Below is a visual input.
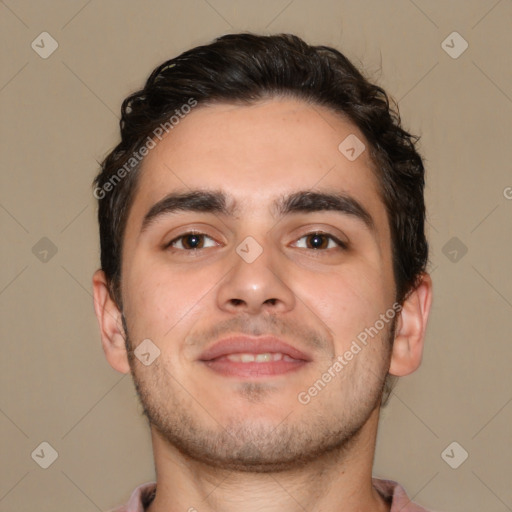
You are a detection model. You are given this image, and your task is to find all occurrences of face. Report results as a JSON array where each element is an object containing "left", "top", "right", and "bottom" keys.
[{"left": 118, "top": 97, "right": 398, "bottom": 471}]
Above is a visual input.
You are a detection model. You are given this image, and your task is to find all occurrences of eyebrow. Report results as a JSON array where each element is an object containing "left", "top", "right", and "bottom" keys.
[{"left": 139, "top": 189, "right": 375, "bottom": 235}]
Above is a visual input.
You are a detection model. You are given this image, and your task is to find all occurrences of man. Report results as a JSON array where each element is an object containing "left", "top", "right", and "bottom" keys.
[{"left": 92, "top": 33, "right": 435, "bottom": 512}]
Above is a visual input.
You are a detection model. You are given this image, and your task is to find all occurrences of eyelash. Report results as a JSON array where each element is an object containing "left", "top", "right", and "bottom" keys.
[{"left": 165, "top": 231, "right": 348, "bottom": 252}]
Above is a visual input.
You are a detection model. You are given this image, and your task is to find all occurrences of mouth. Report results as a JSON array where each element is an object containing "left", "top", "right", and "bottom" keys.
[{"left": 198, "top": 335, "right": 311, "bottom": 378}]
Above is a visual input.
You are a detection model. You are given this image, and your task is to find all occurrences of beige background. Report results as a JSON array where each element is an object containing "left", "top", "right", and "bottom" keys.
[{"left": 1, "top": 1, "right": 511, "bottom": 510}]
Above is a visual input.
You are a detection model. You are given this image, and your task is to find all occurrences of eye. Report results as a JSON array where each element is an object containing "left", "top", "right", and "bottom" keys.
[
  {"left": 292, "top": 232, "right": 347, "bottom": 250},
  {"left": 166, "top": 232, "right": 218, "bottom": 251}
]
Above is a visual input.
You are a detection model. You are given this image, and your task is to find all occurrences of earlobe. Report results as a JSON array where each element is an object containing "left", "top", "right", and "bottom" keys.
[
  {"left": 388, "top": 272, "right": 433, "bottom": 377},
  {"left": 92, "top": 269, "right": 131, "bottom": 374}
]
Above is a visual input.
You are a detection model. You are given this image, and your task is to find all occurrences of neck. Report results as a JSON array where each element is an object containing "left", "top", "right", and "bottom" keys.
[{"left": 146, "top": 407, "right": 389, "bottom": 512}]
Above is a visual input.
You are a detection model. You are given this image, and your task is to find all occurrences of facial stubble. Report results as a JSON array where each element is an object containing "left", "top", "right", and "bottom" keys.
[{"left": 121, "top": 313, "right": 395, "bottom": 473}]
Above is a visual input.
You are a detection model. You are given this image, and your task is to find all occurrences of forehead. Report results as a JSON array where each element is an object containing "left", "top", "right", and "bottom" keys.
[{"left": 125, "top": 98, "right": 387, "bottom": 234}]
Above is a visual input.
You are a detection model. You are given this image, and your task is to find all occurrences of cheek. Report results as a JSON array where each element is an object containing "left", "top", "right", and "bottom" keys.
[
  {"left": 123, "top": 255, "right": 220, "bottom": 339},
  {"left": 290, "top": 257, "right": 390, "bottom": 343}
]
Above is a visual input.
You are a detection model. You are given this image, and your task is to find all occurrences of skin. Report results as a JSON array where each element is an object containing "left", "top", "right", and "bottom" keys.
[{"left": 93, "top": 97, "right": 432, "bottom": 512}]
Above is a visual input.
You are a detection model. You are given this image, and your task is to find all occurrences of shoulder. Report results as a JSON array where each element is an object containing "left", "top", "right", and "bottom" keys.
[
  {"left": 372, "top": 477, "right": 442, "bottom": 512},
  {"left": 107, "top": 481, "right": 157, "bottom": 512}
]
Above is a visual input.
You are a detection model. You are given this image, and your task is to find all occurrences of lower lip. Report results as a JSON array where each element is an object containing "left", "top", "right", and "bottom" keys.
[{"left": 201, "top": 358, "right": 308, "bottom": 377}]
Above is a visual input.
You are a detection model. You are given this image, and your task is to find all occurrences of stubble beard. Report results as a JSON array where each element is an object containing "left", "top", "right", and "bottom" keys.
[{"left": 122, "top": 314, "right": 395, "bottom": 473}]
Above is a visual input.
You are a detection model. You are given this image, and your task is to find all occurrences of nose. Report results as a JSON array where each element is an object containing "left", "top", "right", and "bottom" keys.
[{"left": 216, "top": 240, "right": 296, "bottom": 315}]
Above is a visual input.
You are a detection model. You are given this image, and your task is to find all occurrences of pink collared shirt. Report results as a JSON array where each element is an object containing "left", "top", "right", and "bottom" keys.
[{"left": 109, "top": 477, "right": 438, "bottom": 511}]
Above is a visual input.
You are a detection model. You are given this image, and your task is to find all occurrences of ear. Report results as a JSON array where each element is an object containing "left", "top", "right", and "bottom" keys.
[
  {"left": 92, "top": 269, "right": 131, "bottom": 374},
  {"left": 388, "top": 272, "right": 433, "bottom": 377}
]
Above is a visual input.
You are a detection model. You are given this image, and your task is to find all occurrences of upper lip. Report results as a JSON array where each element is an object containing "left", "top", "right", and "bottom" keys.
[{"left": 198, "top": 335, "right": 312, "bottom": 362}]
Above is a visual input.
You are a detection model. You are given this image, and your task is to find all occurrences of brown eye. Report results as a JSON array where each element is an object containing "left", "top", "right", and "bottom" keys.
[
  {"left": 306, "top": 233, "right": 329, "bottom": 249},
  {"left": 293, "top": 232, "right": 347, "bottom": 250},
  {"left": 166, "top": 233, "right": 217, "bottom": 250}
]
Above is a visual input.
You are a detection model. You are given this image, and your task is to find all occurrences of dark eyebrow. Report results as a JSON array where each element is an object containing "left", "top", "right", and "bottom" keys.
[
  {"left": 140, "top": 190, "right": 235, "bottom": 234},
  {"left": 273, "top": 190, "right": 375, "bottom": 232},
  {"left": 139, "top": 189, "right": 375, "bottom": 235}
]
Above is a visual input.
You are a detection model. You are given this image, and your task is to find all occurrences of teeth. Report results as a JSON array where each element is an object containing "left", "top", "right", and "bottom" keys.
[{"left": 225, "top": 353, "right": 291, "bottom": 363}]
